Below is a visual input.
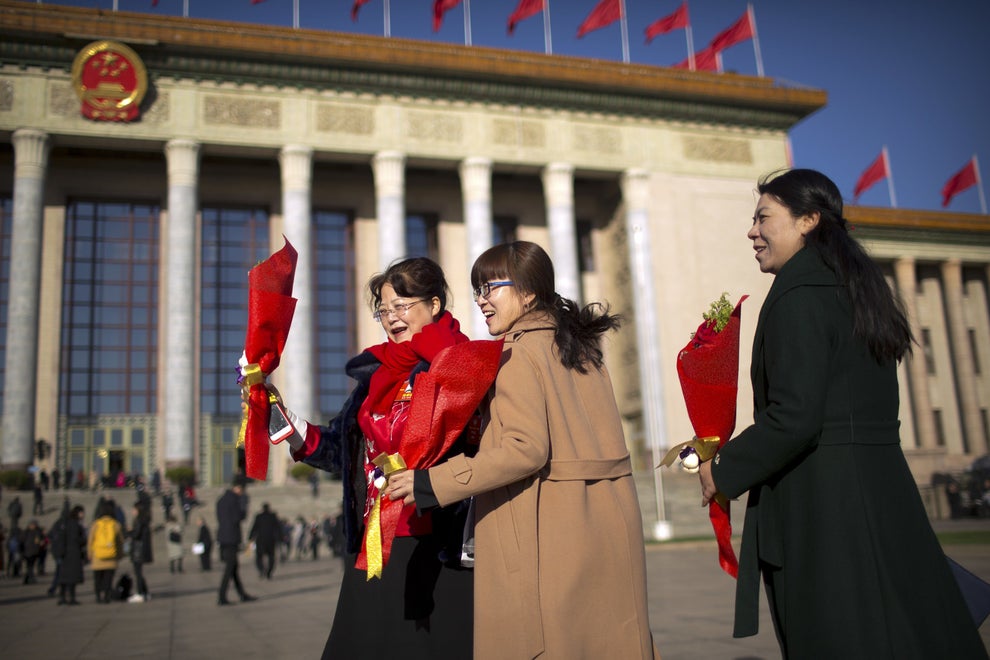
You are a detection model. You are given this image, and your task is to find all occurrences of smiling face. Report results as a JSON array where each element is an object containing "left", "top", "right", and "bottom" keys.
[
  {"left": 747, "top": 193, "right": 819, "bottom": 275},
  {"left": 378, "top": 283, "right": 440, "bottom": 343},
  {"left": 477, "top": 279, "right": 534, "bottom": 336}
]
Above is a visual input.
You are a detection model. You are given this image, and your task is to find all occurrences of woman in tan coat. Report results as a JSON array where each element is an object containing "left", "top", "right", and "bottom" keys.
[{"left": 390, "top": 241, "right": 660, "bottom": 660}]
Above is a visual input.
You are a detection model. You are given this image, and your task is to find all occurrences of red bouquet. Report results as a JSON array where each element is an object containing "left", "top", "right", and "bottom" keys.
[
  {"left": 661, "top": 293, "right": 747, "bottom": 578},
  {"left": 356, "top": 338, "right": 504, "bottom": 579},
  {"left": 237, "top": 239, "right": 298, "bottom": 481}
]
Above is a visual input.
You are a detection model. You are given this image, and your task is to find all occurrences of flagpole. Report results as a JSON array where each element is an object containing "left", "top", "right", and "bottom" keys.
[
  {"left": 464, "top": 0, "right": 472, "bottom": 46},
  {"left": 183, "top": 0, "right": 188, "bottom": 18},
  {"left": 883, "top": 145, "right": 898, "bottom": 208},
  {"left": 748, "top": 3, "right": 764, "bottom": 77},
  {"left": 619, "top": 0, "right": 630, "bottom": 64},
  {"left": 384, "top": 0, "right": 391, "bottom": 37},
  {"left": 293, "top": 0, "right": 299, "bottom": 29},
  {"left": 544, "top": 0, "right": 553, "bottom": 55},
  {"left": 974, "top": 155, "right": 988, "bottom": 215},
  {"left": 685, "top": 9, "right": 695, "bottom": 70}
]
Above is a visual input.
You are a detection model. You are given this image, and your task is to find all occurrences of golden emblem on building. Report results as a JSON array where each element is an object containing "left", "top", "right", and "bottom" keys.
[{"left": 71, "top": 40, "right": 148, "bottom": 121}]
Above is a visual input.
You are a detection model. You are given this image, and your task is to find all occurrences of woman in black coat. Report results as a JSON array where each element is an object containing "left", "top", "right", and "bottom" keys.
[
  {"left": 128, "top": 503, "right": 153, "bottom": 602},
  {"left": 52, "top": 505, "right": 86, "bottom": 605},
  {"left": 699, "top": 169, "right": 987, "bottom": 659}
]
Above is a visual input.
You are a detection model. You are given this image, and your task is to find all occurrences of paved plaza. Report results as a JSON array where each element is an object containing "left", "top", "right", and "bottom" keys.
[{"left": 0, "top": 479, "right": 987, "bottom": 659}]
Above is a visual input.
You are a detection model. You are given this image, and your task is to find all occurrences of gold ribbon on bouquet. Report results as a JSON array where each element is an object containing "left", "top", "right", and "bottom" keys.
[
  {"left": 365, "top": 452, "right": 407, "bottom": 580},
  {"left": 236, "top": 363, "right": 265, "bottom": 448}
]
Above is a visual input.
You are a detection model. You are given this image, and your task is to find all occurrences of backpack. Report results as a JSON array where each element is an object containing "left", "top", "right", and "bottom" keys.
[
  {"left": 92, "top": 517, "right": 118, "bottom": 561},
  {"left": 115, "top": 573, "right": 133, "bottom": 601}
]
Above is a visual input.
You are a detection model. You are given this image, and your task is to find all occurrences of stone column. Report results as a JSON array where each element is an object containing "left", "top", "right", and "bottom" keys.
[
  {"left": 894, "top": 257, "right": 937, "bottom": 449},
  {"left": 940, "top": 259, "right": 982, "bottom": 454},
  {"left": 373, "top": 151, "right": 406, "bottom": 269},
  {"left": 163, "top": 139, "right": 200, "bottom": 469},
  {"left": 279, "top": 145, "right": 316, "bottom": 423},
  {"left": 622, "top": 169, "right": 670, "bottom": 539},
  {"left": 1, "top": 128, "right": 50, "bottom": 469},
  {"left": 460, "top": 157, "right": 493, "bottom": 338},
  {"left": 542, "top": 162, "right": 580, "bottom": 302}
]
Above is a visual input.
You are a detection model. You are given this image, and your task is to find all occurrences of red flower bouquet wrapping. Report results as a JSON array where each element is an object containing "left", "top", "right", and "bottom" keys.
[
  {"left": 238, "top": 239, "right": 298, "bottom": 481},
  {"left": 661, "top": 294, "right": 747, "bottom": 578},
  {"left": 356, "top": 338, "right": 504, "bottom": 579}
]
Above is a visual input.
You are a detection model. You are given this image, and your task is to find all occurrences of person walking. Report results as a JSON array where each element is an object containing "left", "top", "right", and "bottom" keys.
[
  {"left": 166, "top": 515, "right": 184, "bottom": 574},
  {"left": 195, "top": 516, "right": 213, "bottom": 571},
  {"left": 19, "top": 519, "right": 44, "bottom": 584},
  {"left": 127, "top": 502, "right": 153, "bottom": 603},
  {"left": 248, "top": 503, "right": 279, "bottom": 580},
  {"left": 7, "top": 495, "right": 22, "bottom": 531},
  {"left": 698, "top": 169, "right": 988, "bottom": 659},
  {"left": 51, "top": 505, "right": 86, "bottom": 605},
  {"left": 216, "top": 478, "right": 255, "bottom": 605},
  {"left": 88, "top": 499, "right": 123, "bottom": 603}
]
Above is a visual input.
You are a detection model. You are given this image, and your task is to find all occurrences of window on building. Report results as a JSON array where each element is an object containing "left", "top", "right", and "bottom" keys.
[
  {"left": 59, "top": 200, "right": 160, "bottom": 416},
  {"left": 576, "top": 220, "right": 595, "bottom": 273},
  {"left": 200, "top": 207, "right": 271, "bottom": 417},
  {"left": 968, "top": 328, "right": 982, "bottom": 375},
  {"left": 0, "top": 196, "right": 11, "bottom": 416},
  {"left": 933, "top": 409, "right": 945, "bottom": 447},
  {"left": 313, "top": 210, "right": 356, "bottom": 419},
  {"left": 493, "top": 215, "right": 518, "bottom": 245},
  {"left": 405, "top": 213, "right": 439, "bottom": 261},
  {"left": 921, "top": 328, "right": 936, "bottom": 375}
]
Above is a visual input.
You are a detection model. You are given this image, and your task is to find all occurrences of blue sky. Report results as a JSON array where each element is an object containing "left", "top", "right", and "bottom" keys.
[{"left": 45, "top": 0, "right": 990, "bottom": 214}]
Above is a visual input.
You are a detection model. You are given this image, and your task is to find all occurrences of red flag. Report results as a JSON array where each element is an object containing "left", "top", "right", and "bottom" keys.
[
  {"left": 941, "top": 157, "right": 979, "bottom": 208},
  {"left": 577, "top": 0, "right": 622, "bottom": 38},
  {"left": 674, "top": 44, "right": 718, "bottom": 71},
  {"left": 709, "top": 9, "right": 753, "bottom": 53},
  {"left": 645, "top": 2, "right": 688, "bottom": 43},
  {"left": 151, "top": 0, "right": 158, "bottom": 7},
  {"left": 508, "top": 0, "right": 544, "bottom": 35},
  {"left": 433, "top": 0, "right": 462, "bottom": 32},
  {"left": 251, "top": 0, "right": 266, "bottom": 4},
  {"left": 352, "top": 0, "right": 372, "bottom": 21},
  {"left": 853, "top": 150, "right": 889, "bottom": 202}
]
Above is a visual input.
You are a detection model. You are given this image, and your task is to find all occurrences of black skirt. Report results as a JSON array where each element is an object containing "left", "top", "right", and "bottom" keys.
[{"left": 322, "top": 534, "right": 473, "bottom": 660}]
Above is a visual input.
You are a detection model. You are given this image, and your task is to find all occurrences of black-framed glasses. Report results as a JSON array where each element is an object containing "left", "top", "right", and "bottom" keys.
[
  {"left": 473, "top": 280, "right": 514, "bottom": 299},
  {"left": 373, "top": 299, "right": 426, "bottom": 322}
]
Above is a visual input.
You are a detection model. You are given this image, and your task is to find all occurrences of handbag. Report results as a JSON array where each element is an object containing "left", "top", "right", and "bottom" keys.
[{"left": 191, "top": 542, "right": 205, "bottom": 556}]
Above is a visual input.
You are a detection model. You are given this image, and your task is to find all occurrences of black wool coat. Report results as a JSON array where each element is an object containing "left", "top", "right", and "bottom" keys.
[{"left": 712, "top": 246, "right": 987, "bottom": 659}]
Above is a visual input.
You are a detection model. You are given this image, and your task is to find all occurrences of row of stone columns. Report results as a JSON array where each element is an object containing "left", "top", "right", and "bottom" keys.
[{"left": 1, "top": 131, "right": 668, "bottom": 478}]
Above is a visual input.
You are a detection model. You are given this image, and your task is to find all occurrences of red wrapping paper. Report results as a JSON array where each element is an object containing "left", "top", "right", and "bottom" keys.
[
  {"left": 241, "top": 239, "right": 297, "bottom": 481},
  {"left": 355, "top": 338, "right": 504, "bottom": 573},
  {"left": 677, "top": 295, "right": 747, "bottom": 578}
]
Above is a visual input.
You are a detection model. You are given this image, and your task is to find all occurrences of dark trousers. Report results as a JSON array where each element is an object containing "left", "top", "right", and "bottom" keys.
[
  {"left": 132, "top": 560, "right": 148, "bottom": 597},
  {"left": 199, "top": 546, "right": 212, "bottom": 571},
  {"left": 255, "top": 547, "right": 275, "bottom": 579},
  {"left": 23, "top": 556, "right": 38, "bottom": 583},
  {"left": 219, "top": 544, "right": 246, "bottom": 601},
  {"left": 93, "top": 568, "right": 115, "bottom": 602}
]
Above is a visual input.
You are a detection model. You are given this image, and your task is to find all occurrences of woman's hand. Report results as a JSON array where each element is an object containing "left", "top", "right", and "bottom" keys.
[
  {"left": 699, "top": 459, "right": 717, "bottom": 506},
  {"left": 386, "top": 470, "right": 416, "bottom": 506}
]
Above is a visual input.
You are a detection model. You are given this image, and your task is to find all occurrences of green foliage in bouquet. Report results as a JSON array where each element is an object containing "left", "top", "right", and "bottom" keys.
[{"left": 702, "top": 292, "right": 733, "bottom": 333}]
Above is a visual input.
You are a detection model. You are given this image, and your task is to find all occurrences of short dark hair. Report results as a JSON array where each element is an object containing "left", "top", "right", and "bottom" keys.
[{"left": 368, "top": 257, "right": 449, "bottom": 313}]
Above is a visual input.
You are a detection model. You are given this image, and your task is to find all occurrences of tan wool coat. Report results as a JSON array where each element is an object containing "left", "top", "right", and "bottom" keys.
[{"left": 429, "top": 315, "right": 660, "bottom": 660}]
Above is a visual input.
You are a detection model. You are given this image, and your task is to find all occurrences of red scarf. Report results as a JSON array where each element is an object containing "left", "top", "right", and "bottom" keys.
[{"left": 360, "top": 311, "right": 468, "bottom": 419}]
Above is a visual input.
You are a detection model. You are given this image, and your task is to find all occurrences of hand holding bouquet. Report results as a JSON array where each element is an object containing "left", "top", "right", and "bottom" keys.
[
  {"left": 660, "top": 292, "right": 747, "bottom": 578},
  {"left": 236, "top": 239, "right": 298, "bottom": 481}
]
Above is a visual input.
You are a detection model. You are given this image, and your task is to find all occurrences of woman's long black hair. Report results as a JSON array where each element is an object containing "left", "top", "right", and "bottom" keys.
[
  {"left": 758, "top": 168, "right": 913, "bottom": 362},
  {"left": 471, "top": 241, "right": 620, "bottom": 373}
]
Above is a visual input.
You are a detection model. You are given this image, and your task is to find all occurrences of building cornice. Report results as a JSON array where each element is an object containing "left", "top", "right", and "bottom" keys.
[
  {"left": 0, "top": 0, "right": 825, "bottom": 129},
  {"left": 847, "top": 206, "right": 990, "bottom": 247}
]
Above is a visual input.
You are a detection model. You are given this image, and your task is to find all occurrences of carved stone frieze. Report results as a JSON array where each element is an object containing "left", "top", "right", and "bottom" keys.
[
  {"left": 573, "top": 125, "right": 621, "bottom": 154},
  {"left": 682, "top": 135, "right": 753, "bottom": 164},
  {"left": 203, "top": 95, "right": 280, "bottom": 129},
  {"left": 406, "top": 110, "right": 462, "bottom": 143},
  {"left": 492, "top": 117, "right": 545, "bottom": 148},
  {"left": 0, "top": 79, "right": 13, "bottom": 112},
  {"left": 316, "top": 104, "right": 374, "bottom": 135},
  {"left": 48, "top": 82, "right": 77, "bottom": 117}
]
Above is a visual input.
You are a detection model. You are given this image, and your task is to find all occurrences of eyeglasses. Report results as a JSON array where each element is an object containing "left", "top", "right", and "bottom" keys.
[
  {"left": 473, "top": 280, "right": 514, "bottom": 300},
  {"left": 373, "top": 299, "right": 426, "bottom": 322}
]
